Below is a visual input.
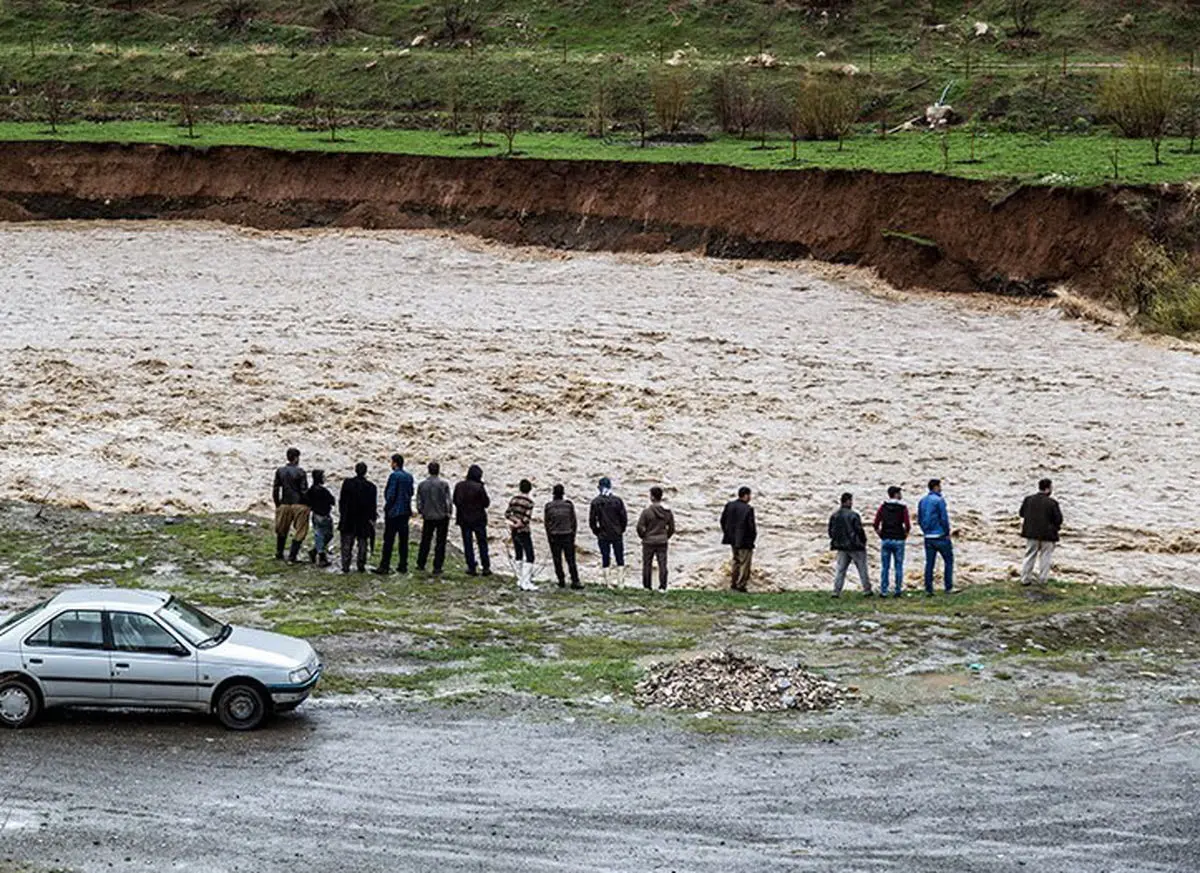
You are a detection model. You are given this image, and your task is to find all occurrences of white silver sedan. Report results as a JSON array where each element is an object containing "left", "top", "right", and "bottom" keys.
[{"left": 0, "top": 588, "right": 321, "bottom": 730}]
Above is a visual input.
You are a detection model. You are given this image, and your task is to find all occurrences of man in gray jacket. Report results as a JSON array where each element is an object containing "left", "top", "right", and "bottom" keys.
[
  {"left": 636, "top": 486, "right": 676, "bottom": 591},
  {"left": 544, "top": 484, "right": 582, "bottom": 589},
  {"left": 829, "top": 492, "right": 873, "bottom": 598},
  {"left": 416, "top": 461, "right": 453, "bottom": 576}
]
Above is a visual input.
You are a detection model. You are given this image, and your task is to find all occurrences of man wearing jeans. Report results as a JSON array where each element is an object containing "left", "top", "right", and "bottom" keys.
[
  {"left": 1019, "top": 478, "right": 1063, "bottom": 586},
  {"left": 589, "top": 477, "right": 628, "bottom": 585},
  {"left": 829, "top": 493, "right": 872, "bottom": 598},
  {"left": 918, "top": 478, "right": 954, "bottom": 595},
  {"left": 872, "top": 485, "right": 911, "bottom": 597},
  {"left": 374, "top": 454, "right": 414, "bottom": 575},
  {"left": 453, "top": 464, "right": 491, "bottom": 576}
]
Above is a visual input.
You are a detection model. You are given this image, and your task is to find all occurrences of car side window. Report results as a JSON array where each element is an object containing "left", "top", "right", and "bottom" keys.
[
  {"left": 26, "top": 610, "right": 105, "bottom": 650},
  {"left": 110, "top": 612, "right": 184, "bottom": 655}
]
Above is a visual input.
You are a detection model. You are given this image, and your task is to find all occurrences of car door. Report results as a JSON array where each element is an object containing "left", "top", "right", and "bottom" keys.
[
  {"left": 20, "top": 609, "right": 112, "bottom": 704},
  {"left": 108, "top": 611, "right": 200, "bottom": 705}
]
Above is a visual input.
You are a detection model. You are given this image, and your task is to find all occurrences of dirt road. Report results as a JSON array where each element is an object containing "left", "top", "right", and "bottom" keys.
[
  {"left": 0, "top": 222, "right": 1197, "bottom": 589},
  {"left": 1, "top": 702, "right": 1196, "bottom": 872}
]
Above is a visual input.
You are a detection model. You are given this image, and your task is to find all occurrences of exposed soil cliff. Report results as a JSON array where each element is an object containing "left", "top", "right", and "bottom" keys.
[{"left": 0, "top": 141, "right": 1184, "bottom": 294}]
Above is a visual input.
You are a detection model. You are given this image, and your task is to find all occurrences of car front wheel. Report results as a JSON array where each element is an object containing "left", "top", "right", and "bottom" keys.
[
  {"left": 0, "top": 677, "right": 40, "bottom": 729},
  {"left": 215, "top": 682, "right": 269, "bottom": 731}
]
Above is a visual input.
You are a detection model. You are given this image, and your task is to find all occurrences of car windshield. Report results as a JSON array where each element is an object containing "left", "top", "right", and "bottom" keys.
[
  {"left": 157, "top": 597, "right": 229, "bottom": 647},
  {"left": 0, "top": 600, "right": 49, "bottom": 636}
]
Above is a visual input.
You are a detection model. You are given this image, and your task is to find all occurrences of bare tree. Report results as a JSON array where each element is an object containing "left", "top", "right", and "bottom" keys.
[
  {"left": 215, "top": 0, "right": 256, "bottom": 33},
  {"left": 1008, "top": 0, "right": 1038, "bottom": 38},
  {"left": 1099, "top": 52, "right": 1183, "bottom": 165},
  {"left": 613, "top": 74, "right": 650, "bottom": 147},
  {"left": 749, "top": 83, "right": 783, "bottom": 150},
  {"left": 41, "top": 82, "right": 67, "bottom": 134},
  {"left": 179, "top": 92, "right": 200, "bottom": 138},
  {"left": 321, "top": 102, "right": 341, "bottom": 142},
  {"left": 650, "top": 67, "right": 692, "bottom": 134},
  {"left": 497, "top": 97, "right": 524, "bottom": 155},
  {"left": 712, "top": 66, "right": 752, "bottom": 136},
  {"left": 792, "top": 76, "right": 860, "bottom": 150}
]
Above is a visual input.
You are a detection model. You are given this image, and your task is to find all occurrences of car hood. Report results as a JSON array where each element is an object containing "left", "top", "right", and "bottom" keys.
[{"left": 204, "top": 626, "right": 315, "bottom": 669}]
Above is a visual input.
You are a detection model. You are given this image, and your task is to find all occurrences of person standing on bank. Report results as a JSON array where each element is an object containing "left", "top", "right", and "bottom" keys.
[
  {"left": 544, "top": 484, "right": 582, "bottom": 590},
  {"left": 453, "top": 464, "right": 492, "bottom": 576},
  {"left": 636, "top": 486, "right": 676, "bottom": 592},
  {"left": 272, "top": 447, "right": 310, "bottom": 563},
  {"left": 374, "top": 454, "right": 414, "bottom": 576},
  {"left": 720, "top": 486, "right": 757, "bottom": 592},
  {"left": 918, "top": 478, "right": 955, "bottom": 596},
  {"left": 416, "top": 461, "right": 452, "bottom": 577},
  {"left": 829, "top": 492, "right": 873, "bottom": 598},
  {"left": 1019, "top": 478, "right": 1063, "bottom": 587},
  {"left": 506, "top": 479, "right": 537, "bottom": 591},
  {"left": 306, "top": 469, "right": 336, "bottom": 568},
  {"left": 589, "top": 477, "right": 628, "bottom": 585},
  {"left": 873, "top": 485, "right": 911, "bottom": 598},
  {"left": 338, "top": 462, "right": 377, "bottom": 574}
]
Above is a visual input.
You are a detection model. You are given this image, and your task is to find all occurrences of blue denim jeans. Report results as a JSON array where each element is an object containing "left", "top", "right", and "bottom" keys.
[
  {"left": 312, "top": 514, "right": 334, "bottom": 555},
  {"left": 598, "top": 538, "right": 625, "bottom": 568},
  {"left": 923, "top": 537, "right": 954, "bottom": 593},
  {"left": 880, "top": 539, "right": 906, "bottom": 594}
]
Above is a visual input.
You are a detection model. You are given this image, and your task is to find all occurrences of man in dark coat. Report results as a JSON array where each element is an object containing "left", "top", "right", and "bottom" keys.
[
  {"left": 636, "top": 486, "right": 676, "bottom": 591},
  {"left": 829, "top": 492, "right": 872, "bottom": 598},
  {"left": 720, "top": 486, "right": 757, "bottom": 592},
  {"left": 272, "top": 447, "right": 309, "bottom": 562},
  {"left": 338, "top": 462, "right": 377, "bottom": 574},
  {"left": 1019, "top": 478, "right": 1063, "bottom": 586},
  {"left": 589, "top": 476, "right": 628, "bottom": 585},
  {"left": 453, "top": 464, "right": 491, "bottom": 576},
  {"left": 544, "top": 484, "right": 581, "bottom": 589},
  {"left": 374, "top": 453, "right": 414, "bottom": 576}
]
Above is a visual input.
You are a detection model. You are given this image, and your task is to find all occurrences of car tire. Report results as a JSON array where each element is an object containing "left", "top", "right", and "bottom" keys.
[
  {"left": 215, "top": 682, "right": 269, "bottom": 731},
  {"left": 0, "top": 677, "right": 40, "bottom": 729}
]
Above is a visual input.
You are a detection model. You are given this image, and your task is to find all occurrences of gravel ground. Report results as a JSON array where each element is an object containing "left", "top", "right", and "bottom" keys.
[{"left": 0, "top": 701, "right": 1197, "bottom": 872}]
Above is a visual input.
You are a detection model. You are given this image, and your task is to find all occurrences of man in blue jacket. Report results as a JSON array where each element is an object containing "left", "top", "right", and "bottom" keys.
[
  {"left": 917, "top": 478, "right": 954, "bottom": 595},
  {"left": 374, "top": 453, "right": 414, "bottom": 576}
]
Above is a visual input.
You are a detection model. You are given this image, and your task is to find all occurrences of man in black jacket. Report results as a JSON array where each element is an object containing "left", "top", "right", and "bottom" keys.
[
  {"left": 544, "top": 484, "right": 581, "bottom": 589},
  {"left": 829, "top": 492, "right": 872, "bottom": 598},
  {"left": 1019, "top": 478, "right": 1063, "bottom": 586},
  {"left": 338, "top": 462, "right": 377, "bottom": 574},
  {"left": 589, "top": 477, "right": 628, "bottom": 585},
  {"left": 453, "top": 464, "right": 491, "bottom": 576},
  {"left": 272, "top": 447, "right": 309, "bottom": 563},
  {"left": 720, "top": 486, "right": 757, "bottom": 592}
]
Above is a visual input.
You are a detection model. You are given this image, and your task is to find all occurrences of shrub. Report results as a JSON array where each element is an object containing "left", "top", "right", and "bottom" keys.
[
  {"left": 650, "top": 67, "right": 692, "bottom": 134},
  {"left": 1099, "top": 53, "right": 1182, "bottom": 165},
  {"left": 790, "top": 76, "right": 860, "bottom": 148},
  {"left": 215, "top": 0, "right": 256, "bottom": 33},
  {"left": 1114, "top": 241, "right": 1200, "bottom": 336}
]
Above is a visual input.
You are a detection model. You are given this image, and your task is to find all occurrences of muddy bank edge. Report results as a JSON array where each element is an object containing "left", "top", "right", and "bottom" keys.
[{"left": 0, "top": 140, "right": 1188, "bottom": 294}]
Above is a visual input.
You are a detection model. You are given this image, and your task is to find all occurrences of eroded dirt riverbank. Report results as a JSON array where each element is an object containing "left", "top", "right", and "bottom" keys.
[{"left": 0, "top": 222, "right": 1197, "bottom": 589}]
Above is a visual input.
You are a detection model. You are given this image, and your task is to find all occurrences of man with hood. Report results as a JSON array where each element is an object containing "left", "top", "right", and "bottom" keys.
[
  {"left": 544, "top": 484, "right": 582, "bottom": 589},
  {"left": 636, "top": 486, "right": 676, "bottom": 591},
  {"left": 272, "top": 447, "right": 309, "bottom": 563},
  {"left": 829, "top": 492, "right": 873, "bottom": 598},
  {"left": 589, "top": 476, "right": 628, "bottom": 584},
  {"left": 338, "top": 462, "right": 377, "bottom": 574},
  {"left": 872, "top": 485, "right": 911, "bottom": 597},
  {"left": 374, "top": 453, "right": 414, "bottom": 576},
  {"left": 720, "top": 486, "right": 757, "bottom": 592},
  {"left": 453, "top": 464, "right": 491, "bottom": 576},
  {"left": 1019, "top": 478, "right": 1063, "bottom": 586},
  {"left": 416, "top": 461, "right": 453, "bottom": 576}
]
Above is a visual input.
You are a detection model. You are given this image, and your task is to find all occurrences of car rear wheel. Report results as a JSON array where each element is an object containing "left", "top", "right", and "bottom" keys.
[
  {"left": 216, "top": 682, "right": 268, "bottom": 731},
  {"left": 0, "top": 677, "right": 40, "bottom": 729}
]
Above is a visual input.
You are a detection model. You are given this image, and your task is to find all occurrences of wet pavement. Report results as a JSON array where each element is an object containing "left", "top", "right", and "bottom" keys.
[{"left": 1, "top": 701, "right": 1196, "bottom": 872}]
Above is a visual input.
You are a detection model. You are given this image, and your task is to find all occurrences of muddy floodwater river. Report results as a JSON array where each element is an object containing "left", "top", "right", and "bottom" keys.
[{"left": 0, "top": 222, "right": 1197, "bottom": 590}]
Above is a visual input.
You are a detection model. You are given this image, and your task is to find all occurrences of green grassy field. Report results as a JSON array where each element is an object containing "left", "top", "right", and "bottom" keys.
[{"left": 4, "top": 119, "right": 1198, "bottom": 185}]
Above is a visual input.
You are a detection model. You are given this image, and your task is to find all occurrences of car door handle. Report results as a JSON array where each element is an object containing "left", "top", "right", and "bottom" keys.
[
  {"left": 114, "top": 662, "right": 130, "bottom": 669},
  {"left": 28, "top": 658, "right": 43, "bottom": 665}
]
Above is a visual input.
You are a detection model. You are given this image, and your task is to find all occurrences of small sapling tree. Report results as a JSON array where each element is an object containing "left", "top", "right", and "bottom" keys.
[{"left": 1099, "top": 52, "right": 1182, "bottom": 165}]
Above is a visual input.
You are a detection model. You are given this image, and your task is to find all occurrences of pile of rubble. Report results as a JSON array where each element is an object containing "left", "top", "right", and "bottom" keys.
[{"left": 635, "top": 651, "right": 854, "bottom": 713}]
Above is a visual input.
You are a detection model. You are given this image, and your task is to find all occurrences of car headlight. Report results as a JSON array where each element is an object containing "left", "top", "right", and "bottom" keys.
[{"left": 289, "top": 666, "right": 313, "bottom": 684}]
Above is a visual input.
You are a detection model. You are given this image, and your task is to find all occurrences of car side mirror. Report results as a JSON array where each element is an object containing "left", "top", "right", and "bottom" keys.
[{"left": 172, "top": 644, "right": 190, "bottom": 657}]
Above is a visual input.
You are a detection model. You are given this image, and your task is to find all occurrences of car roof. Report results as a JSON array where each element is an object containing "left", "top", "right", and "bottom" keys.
[{"left": 48, "top": 588, "right": 170, "bottom": 611}]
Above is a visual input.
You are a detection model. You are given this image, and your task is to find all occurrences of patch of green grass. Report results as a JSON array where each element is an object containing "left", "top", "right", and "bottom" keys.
[
  {"left": 497, "top": 658, "right": 641, "bottom": 699},
  {"left": 0, "top": 121, "right": 1198, "bottom": 185}
]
